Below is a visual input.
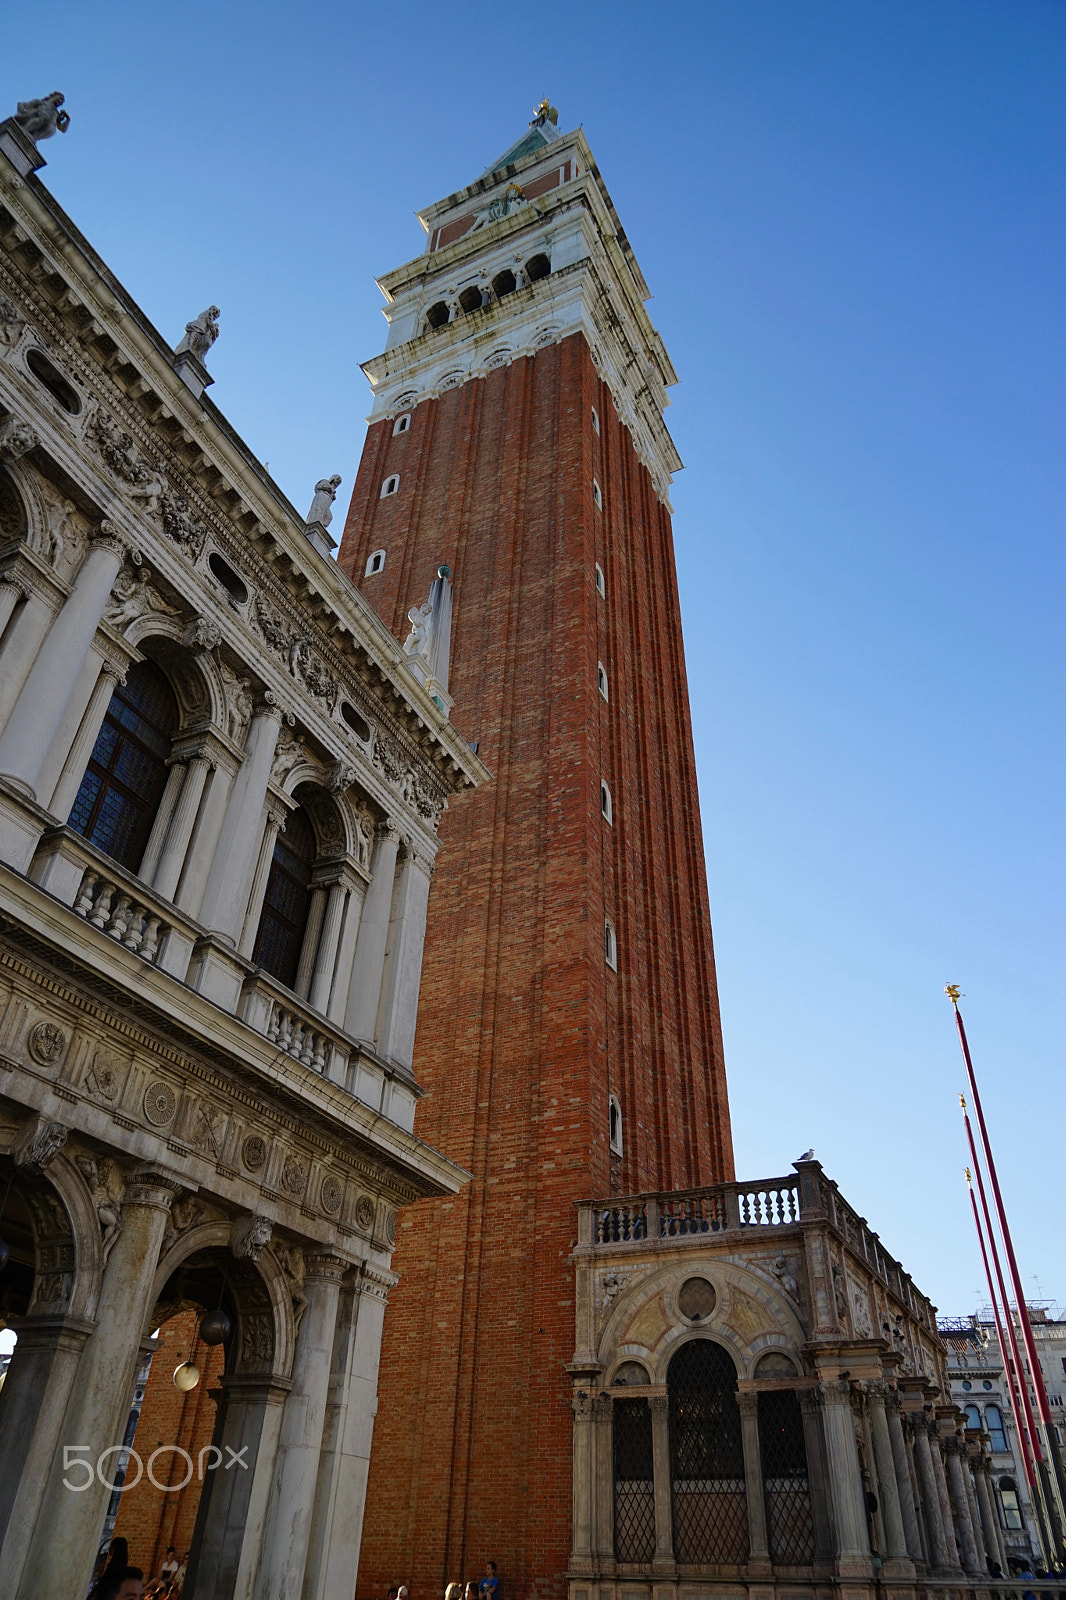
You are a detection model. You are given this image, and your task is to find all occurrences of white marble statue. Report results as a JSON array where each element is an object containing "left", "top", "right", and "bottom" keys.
[
  {"left": 14, "top": 93, "right": 70, "bottom": 142},
  {"left": 307, "top": 473, "right": 342, "bottom": 528},
  {"left": 402, "top": 566, "right": 453, "bottom": 697},
  {"left": 175, "top": 305, "right": 220, "bottom": 361},
  {"left": 403, "top": 601, "right": 433, "bottom": 659}
]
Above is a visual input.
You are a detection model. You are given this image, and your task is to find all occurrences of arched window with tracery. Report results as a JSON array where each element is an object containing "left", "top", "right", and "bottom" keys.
[
  {"left": 68, "top": 659, "right": 178, "bottom": 872},
  {"left": 758, "top": 1388, "right": 814, "bottom": 1564},
  {"left": 668, "top": 1340, "right": 749, "bottom": 1563},
  {"left": 253, "top": 805, "right": 316, "bottom": 990}
]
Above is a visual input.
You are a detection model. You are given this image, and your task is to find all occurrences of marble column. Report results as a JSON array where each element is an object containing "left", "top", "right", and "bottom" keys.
[
  {"left": 650, "top": 1392, "right": 674, "bottom": 1565},
  {"left": 738, "top": 1390, "right": 771, "bottom": 1565},
  {"left": 912, "top": 1415, "right": 952, "bottom": 1571},
  {"left": 47, "top": 659, "right": 125, "bottom": 823},
  {"left": 34, "top": 644, "right": 113, "bottom": 812},
  {"left": 374, "top": 843, "right": 433, "bottom": 1067},
  {"left": 238, "top": 801, "right": 287, "bottom": 957},
  {"left": 593, "top": 1394, "right": 615, "bottom": 1568},
  {"left": 150, "top": 753, "right": 213, "bottom": 901},
  {"left": 198, "top": 699, "right": 284, "bottom": 943},
  {"left": 137, "top": 755, "right": 188, "bottom": 883},
  {"left": 0, "top": 1311, "right": 96, "bottom": 1594},
  {"left": 0, "top": 524, "right": 126, "bottom": 796},
  {"left": 570, "top": 1392, "right": 594, "bottom": 1573},
  {"left": 975, "top": 1456, "right": 1007, "bottom": 1574},
  {"left": 344, "top": 822, "right": 401, "bottom": 1043},
  {"left": 183, "top": 1373, "right": 292, "bottom": 1600},
  {"left": 946, "top": 1436, "right": 983, "bottom": 1575},
  {"left": 930, "top": 1427, "right": 963, "bottom": 1570},
  {"left": 308, "top": 880, "right": 347, "bottom": 1015},
  {"left": 176, "top": 758, "right": 235, "bottom": 918},
  {"left": 886, "top": 1394, "right": 925, "bottom": 1563},
  {"left": 294, "top": 886, "right": 328, "bottom": 999},
  {"left": 798, "top": 1388, "right": 835, "bottom": 1565},
  {"left": 300, "top": 1266, "right": 400, "bottom": 1600},
  {"left": 325, "top": 874, "right": 365, "bottom": 1026},
  {"left": 0, "top": 585, "right": 56, "bottom": 726},
  {"left": 253, "top": 1253, "right": 346, "bottom": 1600},
  {"left": 867, "top": 1382, "right": 911, "bottom": 1567},
  {"left": 19, "top": 1166, "right": 179, "bottom": 1600},
  {"left": 818, "top": 1379, "right": 872, "bottom": 1572},
  {"left": 0, "top": 570, "right": 27, "bottom": 638}
]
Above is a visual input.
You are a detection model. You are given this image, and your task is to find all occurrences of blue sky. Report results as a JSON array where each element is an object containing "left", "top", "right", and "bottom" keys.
[{"left": 4, "top": 1, "right": 1062, "bottom": 1316}]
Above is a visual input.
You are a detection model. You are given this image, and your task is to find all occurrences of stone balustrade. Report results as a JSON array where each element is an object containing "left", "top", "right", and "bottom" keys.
[
  {"left": 580, "top": 1170, "right": 930, "bottom": 1325},
  {"left": 72, "top": 867, "right": 169, "bottom": 962},
  {"left": 239, "top": 972, "right": 348, "bottom": 1082}
]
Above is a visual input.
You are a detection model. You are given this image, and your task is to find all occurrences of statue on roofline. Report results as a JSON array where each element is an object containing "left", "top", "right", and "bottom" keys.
[
  {"left": 175, "top": 305, "right": 220, "bottom": 362},
  {"left": 531, "top": 99, "right": 558, "bottom": 128},
  {"left": 14, "top": 93, "right": 70, "bottom": 142}
]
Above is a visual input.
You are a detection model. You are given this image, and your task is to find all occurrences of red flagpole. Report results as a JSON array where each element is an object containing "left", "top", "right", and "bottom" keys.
[
  {"left": 948, "top": 986, "right": 1066, "bottom": 1553},
  {"left": 961, "top": 1105, "right": 1043, "bottom": 1465},
  {"left": 966, "top": 1173, "right": 1039, "bottom": 1478}
]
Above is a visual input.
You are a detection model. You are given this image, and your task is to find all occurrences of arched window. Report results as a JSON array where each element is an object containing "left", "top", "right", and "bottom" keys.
[
  {"left": 597, "top": 662, "right": 609, "bottom": 701},
  {"left": 609, "top": 1094, "right": 623, "bottom": 1154},
  {"left": 600, "top": 780, "right": 613, "bottom": 824},
  {"left": 964, "top": 1403, "right": 982, "bottom": 1431},
  {"left": 492, "top": 269, "right": 517, "bottom": 299},
  {"left": 68, "top": 659, "right": 178, "bottom": 872},
  {"left": 593, "top": 478, "right": 603, "bottom": 510},
  {"left": 380, "top": 475, "right": 400, "bottom": 498},
  {"left": 758, "top": 1390, "right": 814, "bottom": 1563},
  {"left": 365, "top": 548, "right": 386, "bottom": 576},
  {"left": 591, "top": 404, "right": 600, "bottom": 435},
  {"left": 594, "top": 562, "right": 605, "bottom": 597},
  {"left": 393, "top": 413, "right": 411, "bottom": 435},
  {"left": 425, "top": 301, "right": 450, "bottom": 330},
  {"left": 458, "top": 285, "right": 483, "bottom": 315},
  {"left": 613, "top": 1398, "right": 654, "bottom": 1561},
  {"left": 668, "top": 1341, "right": 749, "bottom": 1563},
  {"left": 604, "top": 918, "right": 617, "bottom": 971},
  {"left": 999, "top": 1476, "right": 1024, "bottom": 1529},
  {"left": 986, "top": 1404, "right": 1007, "bottom": 1453},
  {"left": 525, "top": 252, "right": 551, "bottom": 283},
  {"left": 253, "top": 806, "right": 316, "bottom": 990}
]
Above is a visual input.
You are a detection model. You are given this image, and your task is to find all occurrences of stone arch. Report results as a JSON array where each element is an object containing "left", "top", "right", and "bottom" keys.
[
  {"left": 135, "top": 630, "right": 225, "bottom": 732},
  {"left": 151, "top": 1220, "right": 295, "bottom": 1379},
  {"left": 0, "top": 1147, "right": 92, "bottom": 1321},
  {"left": 0, "top": 457, "right": 36, "bottom": 546},
  {"left": 290, "top": 778, "right": 353, "bottom": 864}
]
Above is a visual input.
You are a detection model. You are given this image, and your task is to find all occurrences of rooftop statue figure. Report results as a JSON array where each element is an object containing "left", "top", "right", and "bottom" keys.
[
  {"left": 14, "top": 93, "right": 70, "bottom": 142},
  {"left": 307, "top": 473, "right": 342, "bottom": 529},
  {"left": 175, "top": 305, "right": 220, "bottom": 362}
]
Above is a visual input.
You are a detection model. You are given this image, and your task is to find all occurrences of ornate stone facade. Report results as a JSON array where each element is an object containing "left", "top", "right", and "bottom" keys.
[
  {"left": 0, "top": 109, "right": 486, "bottom": 1600},
  {"left": 569, "top": 1163, "right": 1009, "bottom": 1600}
]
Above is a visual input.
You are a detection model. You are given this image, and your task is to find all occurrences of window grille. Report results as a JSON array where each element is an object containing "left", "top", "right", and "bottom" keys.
[
  {"left": 69, "top": 659, "right": 177, "bottom": 871},
  {"left": 668, "top": 1341, "right": 749, "bottom": 1563},
  {"left": 613, "top": 1399, "right": 655, "bottom": 1562},
  {"left": 757, "top": 1390, "right": 814, "bottom": 1564},
  {"left": 253, "top": 806, "right": 316, "bottom": 989}
]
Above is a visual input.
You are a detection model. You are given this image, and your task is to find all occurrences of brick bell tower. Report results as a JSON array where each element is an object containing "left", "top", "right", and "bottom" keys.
[{"left": 337, "top": 104, "right": 734, "bottom": 1600}]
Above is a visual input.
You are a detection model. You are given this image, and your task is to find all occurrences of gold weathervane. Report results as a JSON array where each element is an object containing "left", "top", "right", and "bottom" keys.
[{"left": 944, "top": 983, "right": 962, "bottom": 1003}]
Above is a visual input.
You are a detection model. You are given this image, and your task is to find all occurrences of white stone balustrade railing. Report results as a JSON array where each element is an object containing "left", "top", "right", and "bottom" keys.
[
  {"left": 239, "top": 972, "right": 350, "bottom": 1088},
  {"left": 72, "top": 869, "right": 169, "bottom": 962},
  {"left": 269, "top": 1003, "right": 331, "bottom": 1073},
  {"left": 580, "top": 1169, "right": 930, "bottom": 1327}
]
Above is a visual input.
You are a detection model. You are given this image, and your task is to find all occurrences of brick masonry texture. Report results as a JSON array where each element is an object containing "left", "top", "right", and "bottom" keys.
[{"left": 337, "top": 332, "right": 733, "bottom": 1600}]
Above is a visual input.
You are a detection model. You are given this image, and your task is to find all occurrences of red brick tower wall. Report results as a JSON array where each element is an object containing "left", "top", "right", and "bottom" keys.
[{"left": 337, "top": 332, "right": 732, "bottom": 1600}]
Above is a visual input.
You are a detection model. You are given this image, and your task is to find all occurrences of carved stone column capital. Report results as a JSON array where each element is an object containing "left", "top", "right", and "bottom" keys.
[
  {"left": 737, "top": 1390, "right": 760, "bottom": 1420},
  {"left": 91, "top": 519, "right": 133, "bottom": 560},
  {"left": 591, "top": 1394, "right": 612, "bottom": 1421},
  {"left": 303, "top": 1251, "right": 348, "bottom": 1283},
  {"left": 798, "top": 1387, "right": 821, "bottom": 1417},
  {"left": 818, "top": 1377, "right": 853, "bottom": 1406},
  {"left": 0, "top": 571, "right": 30, "bottom": 601},
  {"left": 123, "top": 1166, "right": 183, "bottom": 1212},
  {"left": 376, "top": 818, "right": 402, "bottom": 844},
  {"left": 649, "top": 1393, "right": 669, "bottom": 1417}
]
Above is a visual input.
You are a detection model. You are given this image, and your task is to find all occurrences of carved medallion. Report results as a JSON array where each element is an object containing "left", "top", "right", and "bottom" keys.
[
  {"left": 143, "top": 1080, "right": 177, "bottom": 1127},
  {"left": 85, "top": 1056, "right": 119, "bottom": 1101},
  {"left": 384, "top": 1208, "right": 397, "bottom": 1246},
  {"left": 28, "top": 1021, "right": 66, "bottom": 1065},
  {"left": 242, "top": 1134, "right": 267, "bottom": 1172},
  {"left": 280, "top": 1153, "right": 308, "bottom": 1196},
  {"left": 320, "top": 1174, "right": 343, "bottom": 1215},
  {"left": 354, "top": 1195, "right": 375, "bottom": 1233}
]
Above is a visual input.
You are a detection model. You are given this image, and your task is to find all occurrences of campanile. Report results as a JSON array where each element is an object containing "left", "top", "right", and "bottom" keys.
[{"left": 337, "top": 105, "right": 734, "bottom": 1600}]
